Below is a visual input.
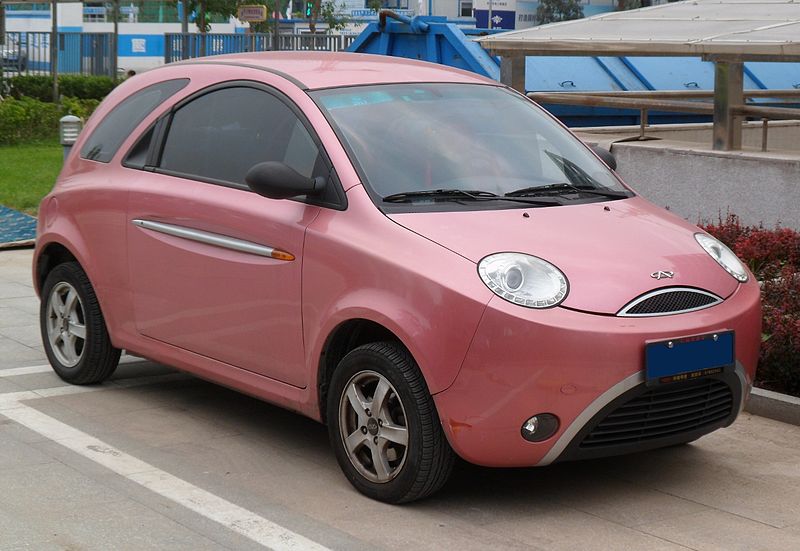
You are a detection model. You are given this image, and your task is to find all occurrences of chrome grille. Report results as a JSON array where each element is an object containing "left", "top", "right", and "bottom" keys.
[
  {"left": 618, "top": 287, "right": 722, "bottom": 317},
  {"left": 579, "top": 378, "right": 733, "bottom": 449}
]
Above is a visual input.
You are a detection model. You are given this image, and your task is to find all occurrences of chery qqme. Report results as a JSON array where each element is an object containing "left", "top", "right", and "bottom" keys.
[{"left": 34, "top": 52, "right": 761, "bottom": 503}]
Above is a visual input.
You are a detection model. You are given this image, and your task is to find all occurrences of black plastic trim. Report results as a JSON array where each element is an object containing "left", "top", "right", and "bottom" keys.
[{"left": 556, "top": 371, "right": 742, "bottom": 462}]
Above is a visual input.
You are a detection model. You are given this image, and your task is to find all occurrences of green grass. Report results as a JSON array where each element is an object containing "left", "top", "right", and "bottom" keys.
[{"left": 0, "top": 140, "right": 62, "bottom": 214}]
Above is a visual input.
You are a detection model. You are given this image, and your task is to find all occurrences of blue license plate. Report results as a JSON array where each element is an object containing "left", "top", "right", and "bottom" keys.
[{"left": 645, "top": 331, "right": 734, "bottom": 386}]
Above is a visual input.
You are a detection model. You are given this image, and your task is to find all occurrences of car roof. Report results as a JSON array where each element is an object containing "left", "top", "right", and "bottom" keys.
[{"left": 174, "top": 51, "right": 498, "bottom": 90}]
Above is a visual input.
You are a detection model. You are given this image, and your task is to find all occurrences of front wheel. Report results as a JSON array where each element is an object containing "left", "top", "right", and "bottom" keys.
[
  {"left": 327, "top": 342, "right": 454, "bottom": 503},
  {"left": 40, "top": 262, "right": 120, "bottom": 384}
]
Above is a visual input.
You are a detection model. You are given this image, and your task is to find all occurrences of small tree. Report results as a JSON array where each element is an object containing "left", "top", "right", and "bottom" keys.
[
  {"left": 319, "top": 1, "right": 349, "bottom": 33},
  {"left": 535, "top": 0, "right": 583, "bottom": 25}
]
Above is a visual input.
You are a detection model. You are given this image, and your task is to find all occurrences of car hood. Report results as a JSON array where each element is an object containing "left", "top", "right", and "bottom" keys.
[{"left": 388, "top": 197, "right": 740, "bottom": 314}]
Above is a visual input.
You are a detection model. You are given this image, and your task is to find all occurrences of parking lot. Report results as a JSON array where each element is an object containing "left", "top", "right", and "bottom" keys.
[{"left": 2, "top": 247, "right": 800, "bottom": 550}]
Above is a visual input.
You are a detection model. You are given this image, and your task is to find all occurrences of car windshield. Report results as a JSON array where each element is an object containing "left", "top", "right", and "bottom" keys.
[{"left": 311, "top": 83, "right": 631, "bottom": 207}]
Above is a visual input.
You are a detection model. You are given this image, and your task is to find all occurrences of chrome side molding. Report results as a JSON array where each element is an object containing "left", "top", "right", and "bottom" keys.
[{"left": 131, "top": 219, "right": 293, "bottom": 260}]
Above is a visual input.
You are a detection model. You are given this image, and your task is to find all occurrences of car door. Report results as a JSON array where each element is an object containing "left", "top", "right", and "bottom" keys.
[{"left": 125, "top": 83, "right": 336, "bottom": 388}]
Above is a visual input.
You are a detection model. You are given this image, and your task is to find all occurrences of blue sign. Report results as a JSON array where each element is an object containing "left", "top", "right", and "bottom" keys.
[{"left": 473, "top": 9, "right": 516, "bottom": 30}]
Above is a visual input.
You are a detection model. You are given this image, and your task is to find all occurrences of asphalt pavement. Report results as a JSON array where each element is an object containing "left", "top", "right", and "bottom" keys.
[{"left": 1, "top": 248, "right": 799, "bottom": 551}]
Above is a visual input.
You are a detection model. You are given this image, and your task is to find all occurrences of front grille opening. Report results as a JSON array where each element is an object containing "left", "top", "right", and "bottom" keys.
[
  {"left": 579, "top": 378, "right": 734, "bottom": 449},
  {"left": 618, "top": 287, "right": 722, "bottom": 317}
]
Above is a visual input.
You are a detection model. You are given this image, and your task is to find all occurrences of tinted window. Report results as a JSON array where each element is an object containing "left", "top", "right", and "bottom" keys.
[
  {"left": 159, "top": 86, "right": 322, "bottom": 186},
  {"left": 312, "top": 84, "right": 631, "bottom": 202},
  {"left": 81, "top": 79, "right": 188, "bottom": 163}
]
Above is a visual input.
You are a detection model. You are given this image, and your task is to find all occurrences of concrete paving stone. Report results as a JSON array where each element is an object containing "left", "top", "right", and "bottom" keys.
[
  {"left": 0, "top": 503, "right": 64, "bottom": 551},
  {"left": 0, "top": 461, "right": 125, "bottom": 515},
  {"left": 39, "top": 499, "right": 229, "bottom": 551},
  {"left": 150, "top": 433, "right": 331, "bottom": 479},
  {"left": 0, "top": 413, "right": 49, "bottom": 444},
  {"left": 599, "top": 423, "right": 800, "bottom": 529},
  {"left": 637, "top": 508, "right": 800, "bottom": 551},
  {"left": 0, "top": 493, "right": 227, "bottom": 551},
  {"left": 22, "top": 395, "right": 241, "bottom": 448},
  {"left": 0, "top": 427, "right": 56, "bottom": 469},
  {"left": 482, "top": 504, "right": 691, "bottom": 551},
  {"left": 131, "top": 379, "right": 328, "bottom": 451},
  {"left": 31, "top": 436, "right": 373, "bottom": 551},
  {"left": 533, "top": 469, "right": 710, "bottom": 528},
  {"left": 0, "top": 334, "right": 47, "bottom": 366},
  {"left": 46, "top": 384, "right": 189, "bottom": 418},
  {"left": 0, "top": 323, "right": 42, "bottom": 348},
  {"left": 0, "top": 376, "right": 25, "bottom": 394},
  {"left": 0, "top": 281, "right": 35, "bottom": 299},
  {"left": 2, "top": 370, "right": 71, "bottom": 391},
  {"left": 236, "top": 465, "right": 544, "bottom": 551},
  {"left": 1, "top": 295, "right": 40, "bottom": 316},
  {"left": 0, "top": 306, "right": 39, "bottom": 329}
]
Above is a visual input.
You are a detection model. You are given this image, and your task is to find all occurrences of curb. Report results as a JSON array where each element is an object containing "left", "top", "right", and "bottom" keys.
[{"left": 745, "top": 387, "right": 800, "bottom": 426}]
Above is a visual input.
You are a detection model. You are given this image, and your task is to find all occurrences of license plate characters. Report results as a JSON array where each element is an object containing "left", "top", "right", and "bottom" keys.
[{"left": 645, "top": 331, "right": 735, "bottom": 386}]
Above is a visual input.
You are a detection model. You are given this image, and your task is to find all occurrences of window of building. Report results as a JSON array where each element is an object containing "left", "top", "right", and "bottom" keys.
[{"left": 460, "top": 1, "right": 473, "bottom": 18}]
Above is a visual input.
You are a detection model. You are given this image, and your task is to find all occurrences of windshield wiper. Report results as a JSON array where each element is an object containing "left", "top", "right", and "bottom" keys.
[
  {"left": 505, "top": 182, "right": 629, "bottom": 200},
  {"left": 382, "top": 189, "right": 560, "bottom": 206}
]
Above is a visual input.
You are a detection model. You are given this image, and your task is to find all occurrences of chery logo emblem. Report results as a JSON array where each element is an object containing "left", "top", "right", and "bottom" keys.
[{"left": 651, "top": 270, "right": 675, "bottom": 280}]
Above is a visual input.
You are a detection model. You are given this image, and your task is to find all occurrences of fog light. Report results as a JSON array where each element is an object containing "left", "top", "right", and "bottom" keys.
[{"left": 521, "top": 413, "right": 559, "bottom": 442}]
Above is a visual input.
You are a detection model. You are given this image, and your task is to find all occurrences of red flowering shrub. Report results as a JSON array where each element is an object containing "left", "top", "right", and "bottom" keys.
[
  {"left": 759, "top": 268, "right": 800, "bottom": 395},
  {"left": 735, "top": 228, "right": 800, "bottom": 280},
  {"left": 699, "top": 212, "right": 752, "bottom": 251},
  {"left": 701, "top": 213, "right": 800, "bottom": 397}
]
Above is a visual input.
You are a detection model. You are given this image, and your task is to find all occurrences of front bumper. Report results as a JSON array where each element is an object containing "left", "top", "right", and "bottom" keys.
[{"left": 433, "top": 280, "right": 761, "bottom": 468}]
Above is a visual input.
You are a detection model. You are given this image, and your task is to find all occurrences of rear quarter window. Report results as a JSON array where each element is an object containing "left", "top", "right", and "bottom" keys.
[{"left": 80, "top": 78, "right": 189, "bottom": 163}]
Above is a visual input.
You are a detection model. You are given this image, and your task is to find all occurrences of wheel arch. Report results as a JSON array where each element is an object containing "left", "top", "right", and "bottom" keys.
[
  {"left": 35, "top": 240, "right": 80, "bottom": 295},
  {"left": 317, "top": 318, "right": 409, "bottom": 424}
]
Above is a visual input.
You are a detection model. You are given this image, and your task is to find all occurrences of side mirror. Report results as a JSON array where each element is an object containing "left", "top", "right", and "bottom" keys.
[
  {"left": 245, "top": 161, "right": 325, "bottom": 200},
  {"left": 589, "top": 145, "right": 617, "bottom": 171}
]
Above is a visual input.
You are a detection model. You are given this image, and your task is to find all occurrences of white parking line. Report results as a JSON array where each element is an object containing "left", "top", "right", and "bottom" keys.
[
  {"left": 0, "top": 382, "right": 332, "bottom": 551},
  {"left": 0, "top": 356, "right": 146, "bottom": 378}
]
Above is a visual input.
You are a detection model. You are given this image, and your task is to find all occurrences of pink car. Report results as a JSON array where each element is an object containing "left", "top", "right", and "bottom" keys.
[{"left": 34, "top": 52, "right": 761, "bottom": 503}]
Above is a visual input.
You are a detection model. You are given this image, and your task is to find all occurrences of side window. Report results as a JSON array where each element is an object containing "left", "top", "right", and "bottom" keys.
[
  {"left": 158, "top": 86, "right": 323, "bottom": 186},
  {"left": 81, "top": 79, "right": 189, "bottom": 163}
]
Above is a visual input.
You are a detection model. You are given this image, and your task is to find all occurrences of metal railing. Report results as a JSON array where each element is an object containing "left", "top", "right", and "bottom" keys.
[
  {"left": 164, "top": 33, "right": 357, "bottom": 64},
  {"left": 1, "top": 31, "right": 115, "bottom": 78},
  {"left": 528, "top": 90, "right": 800, "bottom": 152}
]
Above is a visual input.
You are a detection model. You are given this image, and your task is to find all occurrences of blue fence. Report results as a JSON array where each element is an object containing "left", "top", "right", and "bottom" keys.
[
  {"left": 164, "top": 33, "right": 357, "bottom": 63},
  {"left": 1, "top": 31, "right": 114, "bottom": 77}
]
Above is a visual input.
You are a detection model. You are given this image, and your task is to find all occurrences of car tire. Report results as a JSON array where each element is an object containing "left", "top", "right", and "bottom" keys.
[
  {"left": 327, "top": 341, "right": 454, "bottom": 503},
  {"left": 40, "top": 262, "right": 120, "bottom": 384}
]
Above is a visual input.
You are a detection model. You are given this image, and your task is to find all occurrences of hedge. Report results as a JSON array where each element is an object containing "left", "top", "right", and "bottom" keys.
[
  {"left": 701, "top": 213, "right": 800, "bottom": 397},
  {"left": 0, "top": 96, "right": 100, "bottom": 146},
  {"left": 4, "top": 74, "right": 117, "bottom": 102}
]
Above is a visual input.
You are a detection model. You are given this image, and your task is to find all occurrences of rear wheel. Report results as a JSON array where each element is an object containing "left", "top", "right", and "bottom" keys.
[
  {"left": 40, "top": 262, "right": 120, "bottom": 384},
  {"left": 327, "top": 341, "right": 454, "bottom": 503}
]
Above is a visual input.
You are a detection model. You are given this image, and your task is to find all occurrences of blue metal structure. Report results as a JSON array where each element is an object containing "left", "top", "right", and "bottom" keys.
[
  {"left": 346, "top": 15, "right": 500, "bottom": 82},
  {"left": 347, "top": 15, "right": 800, "bottom": 127}
]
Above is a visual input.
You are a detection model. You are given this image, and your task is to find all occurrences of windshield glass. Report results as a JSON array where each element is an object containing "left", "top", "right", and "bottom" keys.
[{"left": 311, "top": 83, "right": 631, "bottom": 206}]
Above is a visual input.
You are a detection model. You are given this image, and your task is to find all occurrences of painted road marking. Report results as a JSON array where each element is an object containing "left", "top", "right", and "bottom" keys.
[
  {"left": 0, "top": 356, "right": 146, "bottom": 378},
  {"left": 0, "top": 381, "right": 332, "bottom": 551}
]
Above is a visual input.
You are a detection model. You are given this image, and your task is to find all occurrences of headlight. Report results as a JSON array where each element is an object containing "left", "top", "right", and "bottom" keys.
[
  {"left": 478, "top": 253, "right": 568, "bottom": 308},
  {"left": 695, "top": 233, "right": 748, "bottom": 282}
]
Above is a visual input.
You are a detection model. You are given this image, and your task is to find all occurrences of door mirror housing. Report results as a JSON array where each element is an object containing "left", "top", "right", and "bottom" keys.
[
  {"left": 589, "top": 145, "right": 617, "bottom": 171},
  {"left": 245, "top": 161, "right": 325, "bottom": 200}
]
